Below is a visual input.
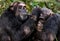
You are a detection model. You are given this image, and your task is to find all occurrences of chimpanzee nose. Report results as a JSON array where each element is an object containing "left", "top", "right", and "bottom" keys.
[{"left": 20, "top": 9, "right": 27, "bottom": 14}]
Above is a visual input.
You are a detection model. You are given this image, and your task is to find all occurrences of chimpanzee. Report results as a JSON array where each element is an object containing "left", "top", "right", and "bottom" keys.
[
  {"left": 28, "top": 7, "right": 54, "bottom": 41},
  {"left": 40, "top": 7, "right": 54, "bottom": 20},
  {"left": 27, "top": 7, "right": 55, "bottom": 41},
  {"left": 0, "top": 1, "right": 29, "bottom": 41},
  {"left": 11, "top": 7, "right": 43, "bottom": 41},
  {"left": 38, "top": 7, "right": 60, "bottom": 41},
  {"left": 1, "top": 1, "right": 29, "bottom": 23},
  {"left": 29, "top": 19, "right": 44, "bottom": 41}
]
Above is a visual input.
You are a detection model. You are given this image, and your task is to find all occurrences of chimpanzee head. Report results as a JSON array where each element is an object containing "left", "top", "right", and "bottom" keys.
[
  {"left": 39, "top": 7, "right": 54, "bottom": 20},
  {"left": 36, "top": 20, "right": 43, "bottom": 32},
  {"left": 9, "top": 1, "right": 28, "bottom": 20},
  {"left": 31, "top": 7, "right": 43, "bottom": 21}
]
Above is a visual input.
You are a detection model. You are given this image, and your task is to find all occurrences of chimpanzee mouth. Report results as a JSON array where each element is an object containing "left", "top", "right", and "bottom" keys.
[
  {"left": 20, "top": 14, "right": 28, "bottom": 20},
  {"left": 39, "top": 18, "right": 45, "bottom": 20}
]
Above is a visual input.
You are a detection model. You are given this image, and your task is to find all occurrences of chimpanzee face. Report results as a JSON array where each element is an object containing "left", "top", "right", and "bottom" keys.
[
  {"left": 16, "top": 2, "right": 27, "bottom": 15},
  {"left": 37, "top": 21, "right": 43, "bottom": 32},
  {"left": 39, "top": 11, "right": 50, "bottom": 20},
  {"left": 16, "top": 2, "right": 28, "bottom": 20},
  {"left": 10, "top": 2, "right": 28, "bottom": 20},
  {"left": 39, "top": 8, "right": 53, "bottom": 20},
  {"left": 17, "top": 2, "right": 28, "bottom": 21}
]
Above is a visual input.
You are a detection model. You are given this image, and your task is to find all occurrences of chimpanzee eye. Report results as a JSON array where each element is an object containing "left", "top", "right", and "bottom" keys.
[
  {"left": 18, "top": 6, "right": 22, "bottom": 9},
  {"left": 23, "top": 6, "right": 26, "bottom": 9}
]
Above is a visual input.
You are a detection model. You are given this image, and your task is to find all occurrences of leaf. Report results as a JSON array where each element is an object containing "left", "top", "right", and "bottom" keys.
[
  {"left": 0, "top": 0, "right": 1, "bottom": 1},
  {"left": 10, "top": 0, "right": 13, "bottom": 2}
]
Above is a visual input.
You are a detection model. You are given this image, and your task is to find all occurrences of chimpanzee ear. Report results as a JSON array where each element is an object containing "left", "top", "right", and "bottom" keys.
[
  {"left": 9, "top": 2, "right": 18, "bottom": 11},
  {"left": 9, "top": 6, "right": 14, "bottom": 11},
  {"left": 49, "top": 11, "right": 54, "bottom": 16}
]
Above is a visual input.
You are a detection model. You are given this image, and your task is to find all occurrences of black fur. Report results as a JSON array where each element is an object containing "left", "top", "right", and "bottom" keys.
[{"left": 0, "top": 2, "right": 29, "bottom": 41}]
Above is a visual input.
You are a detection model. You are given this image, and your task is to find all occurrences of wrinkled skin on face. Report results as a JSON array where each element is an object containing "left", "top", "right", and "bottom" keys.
[
  {"left": 36, "top": 20, "right": 43, "bottom": 32},
  {"left": 39, "top": 7, "right": 53, "bottom": 20},
  {"left": 16, "top": 2, "right": 28, "bottom": 21},
  {"left": 10, "top": 2, "right": 28, "bottom": 21}
]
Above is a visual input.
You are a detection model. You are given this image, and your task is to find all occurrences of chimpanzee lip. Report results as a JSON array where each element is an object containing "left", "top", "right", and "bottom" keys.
[{"left": 39, "top": 18, "right": 45, "bottom": 20}]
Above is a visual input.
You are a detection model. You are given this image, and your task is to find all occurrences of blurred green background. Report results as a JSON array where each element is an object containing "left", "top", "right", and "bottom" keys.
[{"left": 0, "top": 0, "right": 60, "bottom": 15}]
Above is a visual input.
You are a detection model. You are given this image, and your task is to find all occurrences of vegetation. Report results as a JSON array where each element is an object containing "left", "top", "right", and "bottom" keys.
[{"left": 0, "top": 0, "right": 60, "bottom": 15}]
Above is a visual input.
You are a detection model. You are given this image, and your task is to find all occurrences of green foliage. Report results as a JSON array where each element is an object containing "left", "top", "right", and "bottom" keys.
[{"left": 0, "top": 0, "right": 60, "bottom": 15}]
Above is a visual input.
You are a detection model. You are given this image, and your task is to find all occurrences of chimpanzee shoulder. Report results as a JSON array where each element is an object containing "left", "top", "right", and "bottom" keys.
[{"left": 0, "top": 1, "right": 29, "bottom": 41}]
